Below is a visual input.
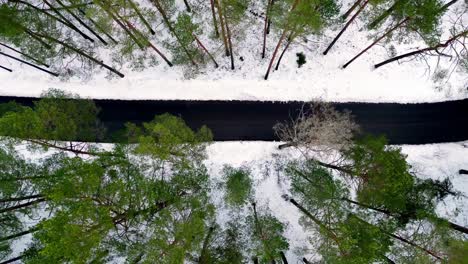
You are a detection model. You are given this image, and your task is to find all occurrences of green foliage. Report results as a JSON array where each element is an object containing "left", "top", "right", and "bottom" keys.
[
  {"left": 169, "top": 13, "right": 202, "bottom": 65},
  {"left": 296, "top": 52, "right": 306, "bottom": 68},
  {"left": 223, "top": 165, "right": 253, "bottom": 207}
]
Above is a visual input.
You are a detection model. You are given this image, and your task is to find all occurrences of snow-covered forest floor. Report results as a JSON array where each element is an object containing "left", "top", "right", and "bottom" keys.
[
  {"left": 0, "top": 0, "right": 466, "bottom": 102},
  {"left": 10, "top": 141, "right": 468, "bottom": 262}
]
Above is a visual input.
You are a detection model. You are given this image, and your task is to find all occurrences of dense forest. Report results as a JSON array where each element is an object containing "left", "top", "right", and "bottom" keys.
[
  {"left": 0, "top": 90, "right": 466, "bottom": 263},
  {"left": 0, "top": 0, "right": 466, "bottom": 81}
]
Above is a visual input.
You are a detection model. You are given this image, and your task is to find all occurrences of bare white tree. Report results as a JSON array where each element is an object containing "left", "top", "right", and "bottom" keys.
[{"left": 274, "top": 102, "right": 359, "bottom": 159}]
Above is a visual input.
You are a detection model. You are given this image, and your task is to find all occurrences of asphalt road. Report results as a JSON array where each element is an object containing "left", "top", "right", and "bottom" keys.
[{"left": 1, "top": 97, "right": 467, "bottom": 145}]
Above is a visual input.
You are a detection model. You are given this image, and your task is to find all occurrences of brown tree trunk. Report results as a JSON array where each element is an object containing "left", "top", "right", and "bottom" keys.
[
  {"left": 42, "top": 0, "right": 94, "bottom": 42},
  {"left": 149, "top": 0, "right": 197, "bottom": 65},
  {"left": 0, "top": 198, "right": 46, "bottom": 214},
  {"left": 0, "top": 52, "right": 59, "bottom": 76},
  {"left": 215, "top": 0, "right": 230, "bottom": 56},
  {"left": 210, "top": 0, "right": 220, "bottom": 37},
  {"left": 0, "top": 42, "right": 49, "bottom": 67},
  {"left": 0, "top": 194, "right": 43, "bottom": 203},
  {"left": 275, "top": 33, "right": 293, "bottom": 70},
  {"left": 388, "top": 233, "right": 442, "bottom": 260},
  {"left": 343, "top": 17, "right": 409, "bottom": 68},
  {"left": 374, "top": 29, "right": 468, "bottom": 68},
  {"left": 128, "top": 0, "right": 155, "bottom": 34},
  {"left": 0, "top": 227, "right": 40, "bottom": 242},
  {"left": 193, "top": 34, "right": 219, "bottom": 68},
  {"left": 262, "top": 0, "right": 273, "bottom": 58},
  {"left": 341, "top": 0, "right": 362, "bottom": 20},
  {"left": 55, "top": 0, "right": 108, "bottom": 45},
  {"left": 323, "top": 0, "right": 370, "bottom": 55},
  {"left": 0, "top": 65, "right": 12, "bottom": 72},
  {"left": 224, "top": 13, "right": 235, "bottom": 70}
]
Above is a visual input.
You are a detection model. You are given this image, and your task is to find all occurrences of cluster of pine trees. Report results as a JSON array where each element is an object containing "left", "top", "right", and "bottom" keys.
[
  {"left": 0, "top": 91, "right": 467, "bottom": 263},
  {"left": 0, "top": 0, "right": 466, "bottom": 80}
]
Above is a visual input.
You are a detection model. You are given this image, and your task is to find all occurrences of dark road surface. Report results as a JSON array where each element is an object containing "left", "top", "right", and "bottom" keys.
[{"left": 1, "top": 96, "right": 467, "bottom": 145}]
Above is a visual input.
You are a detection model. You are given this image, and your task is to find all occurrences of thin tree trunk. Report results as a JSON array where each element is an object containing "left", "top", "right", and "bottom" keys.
[
  {"left": 0, "top": 255, "right": 24, "bottom": 264},
  {"left": 193, "top": 34, "right": 218, "bottom": 67},
  {"left": 11, "top": 0, "right": 71, "bottom": 27},
  {"left": 374, "top": 29, "right": 468, "bottom": 68},
  {"left": 31, "top": 32, "right": 125, "bottom": 77},
  {"left": 0, "top": 65, "right": 12, "bottom": 72},
  {"left": 41, "top": 2, "right": 93, "bottom": 11},
  {"left": 0, "top": 198, "right": 46, "bottom": 214},
  {"left": 275, "top": 33, "right": 293, "bottom": 70},
  {"left": 42, "top": 0, "right": 94, "bottom": 42},
  {"left": 280, "top": 251, "right": 288, "bottom": 264},
  {"left": 387, "top": 232, "right": 442, "bottom": 260},
  {"left": 460, "top": 169, "right": 468, "bottom": 175},
  {"left": 302, "top": 258, "right": 311, "bottom": 264},
  {"left": 183, "top": 0, "right": 192, "bottom": 12},
  {"left": 55, "top": 0, "right": 108, "bottom": 45},
  {"left": 210, "top": 0, "right": 219, "bottom": 37},
  {"left": 78, "top": 8, "right": 119, "bottom": 44},
  {"left": 262, "top": 0, "right": 272, "bottom": 58},
  {"left": 149, "top": 0, "right": 197, "bottom": 65},
  {"left": 343, "top": 17, "right": 409, "bottom": 68},
  {"left": 287, "top": 197, "right": 345, "bottom": 252},
  {"left": 368, "top": 0, "right": 402, "bottom": 29},
  {"left": 0, "top": 227, "right": 40, "bottom": 242},
  {"left": 215, "top": 0, "right": 230, "bottom": 56},
  {"left": 266, "top": 0, "right": 275, "bottom": 34},
  {"left": 224, "top": 13, "right": 235, "bottom": 70},
  {"left": 128, "top": 0, "right": 155, "bottom": 34},
  {"left": 0, "top": 175, "right": 50, "bottom": 182},
  {"left": 199, "top": 226, "right": 216, "bottom": 263},
  {"left": 0, "top": 42, "right": 49, "bottom": 67},
  {"left": 439, "top": 0, "right": 459, "bottom": 12},
  {"left": 0, "top": 194, "right": 43, "bottom": 203},
  {"left": 384, "top": 256, "right": 396, "bottom": 264},
  {"left": 0, "top": 52, "right": 59, "bottom": 76},
  {"left": 342, "top": 0, "right": 362, "bottom": 20},
  {"left": 264, "top": 0, "right": 300, "bottom": 80},
  {"left": 24, "top": 29, "right": 52, "bottom": 49},
  {"left": 323, "top": 0, "right": 370, "bottom": 55},
  {"left": 125, "top": 21, "right": 173, "bottom": 66},
  {"left": 97, "top": 0, "right": 145, "bottom": 49},
  {"left": 448, "top": 221, "right": 468, "bottom": 235},
  {"left": 253, "top": 257, "right": 259, "bottom": 264}
]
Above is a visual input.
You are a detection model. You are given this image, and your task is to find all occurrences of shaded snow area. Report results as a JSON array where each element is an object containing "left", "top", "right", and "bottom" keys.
[
  {"left": 0, "top": 1, "right": 467, "bottom": 102},
  {"left": 205, "top": 141, "right": 468, "bottom": 262}
]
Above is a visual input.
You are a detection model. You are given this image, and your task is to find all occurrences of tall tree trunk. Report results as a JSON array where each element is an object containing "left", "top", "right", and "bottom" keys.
[
  {"left": 274, "top": 33, "right": 293, "bottom": 70},
  {"left": 343, "top": 17, "right": 409, "bottom": 68},
  {"left": 384, "top": 256, "right": 396, "bottom": 264},
  {"left": 97, "top": 0, "right": 145, "bottom": 49},
  {"left": 0, "top": 198, "right": 46, "bottom": 214},
  {"left": 374, "top": 29, "right": 468, "bottom": 68},
  {"left": 127, "top": 0, "right": 155, "bottom": 34},
  {"left": 264, "top": 0, "right": 300, "bottom": 80},
  {"left": 323, "top": 0, "right": 370, "bottom": 55},
  {"left": 210, "top": 0, "right": 219, "bottom": 37},
  {"left": 266, "top": 0, "right": 275, "bottom": 34},
  {"left": 199, "top": 226, "right": 216, "bottom": 263},
  {"left": 183, "top": 0, "right": 192, "bottom": 12},
  {"left": 459, "top": 169, "right": 468, "bottom": 175},
  {"left": 31, "top": 32, "right": 124, "bottom": 77},
  {"left": 193, "top": 34, "right": 218, "bottom": 67},
  {"left": 262, "top": 0, "right": 272, "bottom": 58},
  {"left": 0, "top": 227, "right": 40, "bottom": 242},
  {"left": 215, "top": 0, "right": 230, "bottom": 56},
  {"left": 224, "top": 13, "right": 235, "bottom": 70},
  {"left": 0, "top": 255, "right": 24, "bottom": 264},
  {"left": 0, "top": 194, "right": 43, "bottom": 203},
  {"left": 0, "top": 65, "right": 12, "bottom": 72},
  {"left": 78, "top": 8, "right": 119, "bottom": 44},
  {"left": 24, "top": 29, "right": 52, "bottom": 49},
  {"left": 341, "top": 0, "right": 362, "bottom": 20},
  {"left": 280, "top": 252, "right": 288, "bottom": 264},
  {"left": 368, "top": 0, "right": 402, "bottom": 29},
  {"left": 439, "top": 0, "right": 459, "bottom": 12},
  {"left": 0, "top": 52, "right": 59, "bottom": 76},
  {"left": 149, "top": 0, "right": 197, "bottom": 65},
  {"left": 302, "top": 258, "right": 311, "bottom": 264},
  {"left": 42, "top": 0, "right": 94, "bottom": 42},
  {"left": 253, "top": 257, "right": 259, "bottom": 264},
  {"left": 286, "top": 197, "right": 345, "bottom": 253},
  {"left": 55, "top": 0, "right": 108, "bottom": 45},
  {"left": 0, "top": 42, "right": 49, "bottom": 67},
  {"left": 448, "top": 221, "right": 468, "bottom": 235}
]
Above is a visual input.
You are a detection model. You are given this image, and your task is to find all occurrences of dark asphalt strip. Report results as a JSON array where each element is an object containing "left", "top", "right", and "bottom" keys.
[{"left": 1, "top": 96, "right": 467, "bottom": 145}]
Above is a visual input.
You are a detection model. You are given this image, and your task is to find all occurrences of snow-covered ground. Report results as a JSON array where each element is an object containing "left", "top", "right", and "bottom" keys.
[{"left": 0, "top": 1, "right": 466, "bottom": 102}]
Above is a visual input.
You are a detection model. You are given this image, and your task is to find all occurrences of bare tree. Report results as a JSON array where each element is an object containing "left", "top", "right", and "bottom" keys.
[{"left": 274, "top": 102, "right": 359, "bottom": 158}]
